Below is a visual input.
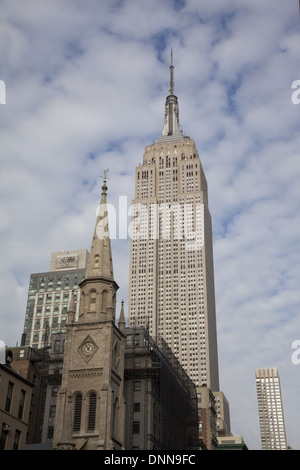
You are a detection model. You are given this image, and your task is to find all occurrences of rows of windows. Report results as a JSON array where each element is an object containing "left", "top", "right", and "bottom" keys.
[
  {"left": 4, "top": 382, "right": 26, "bottom": 419},
  {"left": 29, "top": 271, "right": 84, "bottom": 292},
  {"left": 0, "top": 427, "right": 21, "bottom": 450},
  {"left": 0, "top": 381, "right": 28, "bottom": 450},
  {"left": 136, "top": 150, "right": 201, "bottom": 203}
]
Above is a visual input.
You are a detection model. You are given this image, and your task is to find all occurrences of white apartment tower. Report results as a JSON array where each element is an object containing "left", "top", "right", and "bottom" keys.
[
  {"left": 128, "top": 53, "right": 220, "bottom": 392},
  {"left": 22, "top": 250, "right": 89, "bottom": 349},
  {"left": 255, "top": 367, "right": 288, "bottom": 450}
]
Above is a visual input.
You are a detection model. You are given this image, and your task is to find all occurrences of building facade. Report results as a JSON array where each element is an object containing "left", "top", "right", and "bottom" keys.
[
  {"left": 22, "top": 249, "right": 88, "bottom": 349},
  {"left": 128, "top": 53, "right": 219, "bottom": 392},
  {"left": 214, "top": 391, "right": 231, "bottom": 437},
  {"left": 41, "top": 333, "right": 65, "bottom": 443},
  {"left": 255, "top": 367, "right": 288, "bottom": 450},
  {"left": 217, "top": 435, "right": 248, "bottom": 450},
  {"left": 197, "top": 385, "right": 218, "bottom": 450},
  {"left": 0, "top": 357, "right": 34, "bottom": 450},
  {"left": 9, "top": 346, "right": 48, "bottom": 445}
]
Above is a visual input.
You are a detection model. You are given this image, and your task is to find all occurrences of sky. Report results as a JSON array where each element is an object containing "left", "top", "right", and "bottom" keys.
[{"left": 0, "top": 0, "right": 300, "bottom": 450}]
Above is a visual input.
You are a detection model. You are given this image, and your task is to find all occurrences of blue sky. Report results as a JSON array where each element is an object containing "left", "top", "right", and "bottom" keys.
[{"left": 1, "top": 0, "right": 300, "bottom": 450}]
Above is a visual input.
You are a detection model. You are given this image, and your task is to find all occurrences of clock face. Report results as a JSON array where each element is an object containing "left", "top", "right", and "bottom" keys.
[{"left": 82, "top": 342, "right": 95, "bottom": 356}]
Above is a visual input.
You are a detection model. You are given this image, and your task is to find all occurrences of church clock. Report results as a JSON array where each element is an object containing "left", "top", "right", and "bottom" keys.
[{"left": 82, "top": 341, "right": 95, "bottom": 356}]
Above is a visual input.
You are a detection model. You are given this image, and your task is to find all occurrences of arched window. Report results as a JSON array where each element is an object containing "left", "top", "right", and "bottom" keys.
[
  {"left": 101, "top": 290, "right": 108, "bottom": 311},
  {"left": 87, "top": 392, "right": 97, "bottom": 431},
  {"left": 80, "top": 291, "right": 86, "bottom": 312},
  {"left": 89, "top": 290, "right": 97, "bottom": 311},
  {"left": 73, "top": 393, "right": 82, "bottom": 432},
  {"left": 113, "top": 397, "right": 119, "bottom": 440}
]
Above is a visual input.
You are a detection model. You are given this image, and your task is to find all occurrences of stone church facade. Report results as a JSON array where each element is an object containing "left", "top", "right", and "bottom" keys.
[{"left": 53, "top": 180, "right": 126, "bottom": 450}]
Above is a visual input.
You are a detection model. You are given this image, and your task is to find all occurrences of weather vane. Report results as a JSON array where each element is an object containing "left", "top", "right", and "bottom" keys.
[{"left": 101, "top": 168, "right": 110, "bottom": 181}]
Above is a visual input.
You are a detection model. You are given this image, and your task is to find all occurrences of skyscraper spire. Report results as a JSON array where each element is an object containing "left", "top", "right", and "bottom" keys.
[
  {"left": 169, "top": 48, "right": 174, "bottom": 95},
  {"left": 156, "top": 49, "right": 185, "bottom": 143}
]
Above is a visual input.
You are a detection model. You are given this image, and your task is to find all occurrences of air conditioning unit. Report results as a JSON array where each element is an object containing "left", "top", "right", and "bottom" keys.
[{"left": 2, "top": 424, "right": 10, "bottom": 432}]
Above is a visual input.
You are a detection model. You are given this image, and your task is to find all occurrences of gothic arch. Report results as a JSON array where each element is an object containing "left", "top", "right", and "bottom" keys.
[
  {"left": 89, "top": 288, "right": 97, "bottom": 311},
  {"left": 86, "top": 391, "right": 97, "bottom": 431},
  {"left": 101, "top": 289, "right": 108, "bottom": 311},
  {"left": 112, "top": 396, "right": 119, "bottom": 441},
  {"left": 94, "top": 254, "right": 100, "bottom": 267},
  {"left": 80, "top": 291, "right": 86, "bottom": 313},
  {"left": 73, "top": 392, "right": 83, "bottom": 432}
]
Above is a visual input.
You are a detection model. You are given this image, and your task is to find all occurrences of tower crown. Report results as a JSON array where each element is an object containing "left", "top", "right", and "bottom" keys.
[{"left": 156, "top": 50, "right": 185, "bottom": 143}]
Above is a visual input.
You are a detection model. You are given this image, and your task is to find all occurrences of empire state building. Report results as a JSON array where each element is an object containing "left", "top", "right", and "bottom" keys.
[{"left": 128, "top": 53, "right": 219, "bottom": 392}]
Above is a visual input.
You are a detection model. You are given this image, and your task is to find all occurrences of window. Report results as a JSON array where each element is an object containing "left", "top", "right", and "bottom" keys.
[
  {"left": 133, "top": 403, "right": 140, "bottom": 413},
  {"left": 5, "top": 382, "right": 14, "bottom": 412},
  {"left": 113, "top": 397, "right": 119, "bottom": 440},
  {"left": 101, "top": 290, "right": 108, "bottom": 311},
  {"left": 134, "top": 381, "right": 141, "bottom": 391},
  {"left": 73, "top": 393, "right": 82, "bottom": 432},
  {"left": 18, "top": 390, "right": 26, "bottom": 420},
  {"left": 87, "top": 393, "right": 97, "bottom": 431},
  {"left": 126, "top": 334, "right": 132, "bottom": 346},
  {"left": 13, "top": 430, "right": 21, "bottom": 450},
  {"left": 132, "top": 421, "right": 140, "bottom": 434},
  {"left": 49, "top": 405, "right": 56, "bottom": 418},
  {"left": 89, "top": 290, "right": 97, "bottom": 311},
  {"left": 0, "top": 426, "right": 8, "bottom": 450},
  {"left": 47, "top": 426, "right": 54, "bottom": 439},
  {"left": 133, "top": 334, "right": 140, "bottom": 346}
]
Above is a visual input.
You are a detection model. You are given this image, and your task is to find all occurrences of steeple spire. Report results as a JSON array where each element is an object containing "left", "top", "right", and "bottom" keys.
[
  {"left": 155, "top": 49, "right": 185, "bottom": 143},
  {"left": 67, "top": 289, "right": 76, "bottom": 324},
  {"left": 84, "top": 179, "right": 114, "bottom": 281}
]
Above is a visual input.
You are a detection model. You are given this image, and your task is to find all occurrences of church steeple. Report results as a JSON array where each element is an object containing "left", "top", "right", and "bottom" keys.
[
  {"left": 53, "top": 177, "right": 125, "bottom": 451},
  {"left": 78, "top": 177, "right": 119, "bottom": 323},
  {"left": 156, "top": 50, "right": 185, "bottom": 143},
  {"left": 85, "top": 179, "right": 114, "bottom": 281}
]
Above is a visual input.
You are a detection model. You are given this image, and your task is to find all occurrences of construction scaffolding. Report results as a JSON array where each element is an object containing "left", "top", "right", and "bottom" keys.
[{"left": 124, "top": 327, "right": 199, "bottom": 450}]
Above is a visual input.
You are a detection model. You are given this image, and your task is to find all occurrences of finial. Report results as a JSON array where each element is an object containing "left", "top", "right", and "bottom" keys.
[
  {"left": 100, "top": 169, "right": 109, "bottom": 195},
  {"left": 169, "top": 48, "right": 174, "bottom": 95},
  {"left": 67, "top": 289, "right": 75, "bottom": 324},
  {"left": 118, "top": 299, "right": 126, "bottom": 331}
]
